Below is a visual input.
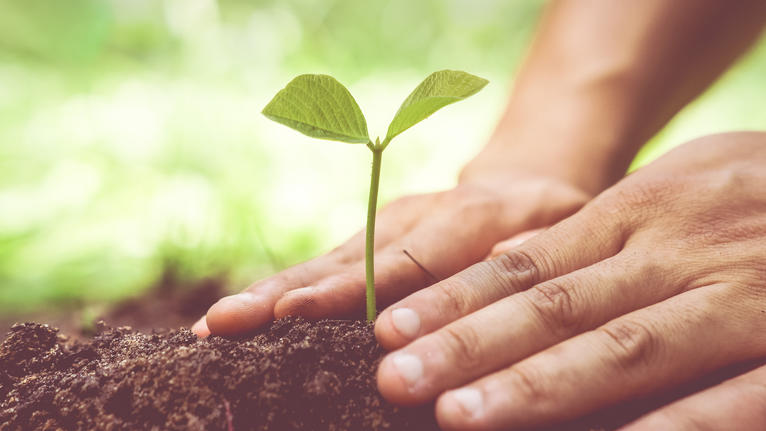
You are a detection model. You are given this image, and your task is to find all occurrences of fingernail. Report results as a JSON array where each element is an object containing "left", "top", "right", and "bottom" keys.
[
  {"left": 192, "top": 316, "right": 205, "bottom": 330},
  {"left": 391, "top": 308, "right": 421, "bottom": 339},
  {"left": 392, "top": 353, "right": 423, "bottom": 387},
  {"left": 191, "top": 317, "right": 210, "bottom": 337},
  {"left": 450, "top": 388, "right": 484, "bottom": 418}
]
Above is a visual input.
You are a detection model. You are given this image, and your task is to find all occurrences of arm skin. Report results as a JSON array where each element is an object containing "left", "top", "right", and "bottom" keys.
[{"left": 462, "top": 0, "right": 766, "bottom": 196}]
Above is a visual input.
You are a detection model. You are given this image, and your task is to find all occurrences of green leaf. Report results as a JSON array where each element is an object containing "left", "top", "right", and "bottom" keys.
[
  {"left": 385, "top": 70, "right": 488, "bottom": 142},
  {"left": 262, "top": 74, "right": 370, "bottom": 144}
]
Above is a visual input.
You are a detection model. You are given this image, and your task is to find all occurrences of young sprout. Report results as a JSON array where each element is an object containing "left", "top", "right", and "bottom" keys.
[{"left": 262, "top": 70, "right": 488, "bottom": 321}]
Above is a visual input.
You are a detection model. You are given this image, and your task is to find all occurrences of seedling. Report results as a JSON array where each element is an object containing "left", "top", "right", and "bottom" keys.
[{"left": 262, "top": 70, "right": 488, "bottom": 321}]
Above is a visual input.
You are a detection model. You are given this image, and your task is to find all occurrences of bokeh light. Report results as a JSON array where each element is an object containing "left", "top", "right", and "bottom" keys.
[{"left": 0, "top": 0, "right": 764, "bottom": 313}]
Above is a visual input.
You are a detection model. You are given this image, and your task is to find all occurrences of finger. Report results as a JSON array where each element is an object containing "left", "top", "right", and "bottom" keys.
[
  {"left": 274, "top": 198, "right": 530, "bottom": 320},
  {"left": 376, "top": 251, "right": 668, "bottom": 404},
  {"left": 435, "top": 284, "right": 766, "bottom": 430},
  {"left": 273, "top": 247, "right": 435, "bottom": 320},
  {"left": 204, "top": 256, "right": 348, "bottom": 335},
  {"left": 203, "top": 193, "right": 440, "bottom": 336},
  {"left": 620, "top": 361, "right": 766, "bottom": 431},
  {"left": 375, "top": 202, "right": 625, "bottom": 350},
  {"left": 191, "top": 316, "right": 210, "bottom": 337},
  {"left": 202, "top": 195, "right": 435, "bottom": 336},
  {"left": 486, "top": 228, "right": 546, "bottom": 259}
]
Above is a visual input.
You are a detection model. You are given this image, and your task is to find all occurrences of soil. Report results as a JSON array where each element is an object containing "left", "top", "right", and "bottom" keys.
[{"left": 0, "top": 317, "right": 438, "bottom": 431}]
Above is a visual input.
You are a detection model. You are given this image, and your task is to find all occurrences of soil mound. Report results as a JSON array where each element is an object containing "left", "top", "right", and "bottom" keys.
[{"left": 0, "top": 317, "right": 437, "bottom": 431}]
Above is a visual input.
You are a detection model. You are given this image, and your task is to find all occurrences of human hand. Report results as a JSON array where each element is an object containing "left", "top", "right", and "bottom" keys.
[
  {"left": 193, "top": 172, "right": 588, "bottom": 337},
  {"left": 374, "top": 132, "right": 766, "bottom": 430},
  {"left": 620, "top": 358, "right": 766, "bottom": 430}
]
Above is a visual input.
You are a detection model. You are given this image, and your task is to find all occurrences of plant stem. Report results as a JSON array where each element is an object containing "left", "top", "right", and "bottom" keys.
[{"left": 365, "top": 145, "right": 383, "bottom": 321}]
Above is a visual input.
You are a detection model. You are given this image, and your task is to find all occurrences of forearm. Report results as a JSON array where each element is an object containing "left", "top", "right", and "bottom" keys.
[{"left": 461, "top": 0, "right": 766, "bottom": 195}]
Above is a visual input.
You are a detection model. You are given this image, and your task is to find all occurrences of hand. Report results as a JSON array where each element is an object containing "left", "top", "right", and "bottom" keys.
[
  {"left": 373, "top": 132, "right": 766, "bottom": 430},
  {"left": 621, "top": 359, "right": 766, "bottom": 430},
  {"left": 193, "top": 171, "right": 588, "bottom": 336}
]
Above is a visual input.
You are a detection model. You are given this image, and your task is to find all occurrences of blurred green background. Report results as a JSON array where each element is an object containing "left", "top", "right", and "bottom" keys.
[{"left": 1, "top": 0, "right": 765, "bottom": 314}]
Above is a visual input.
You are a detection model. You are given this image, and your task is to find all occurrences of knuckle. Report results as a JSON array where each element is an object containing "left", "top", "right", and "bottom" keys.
[
  {"left": 507, "top": 365, "right": 548, "bottom": 404},
  {"left": 597, "top": 319, "right": 660, "bottom": 371},
  {"left": 438, "top": 324, "right": 484, "bottom": 372},
  {"left": 433, "top": 280, "right": 474, "bottom": 317},
  {"left": 525, "top": 280, "right": 581, "bottom": 336},
  {"left": 490, "top": 250, "right": 542, "bottom": 294},
  {"left": 432, "top": 254, "right": 541, "bottom": 319},
  {"left": 495, "top": 249, "right": 539, "bottom": 276}
]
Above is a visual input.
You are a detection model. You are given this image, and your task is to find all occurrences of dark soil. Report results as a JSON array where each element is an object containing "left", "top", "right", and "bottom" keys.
[{"left": 0, "top": 317, "right": 438, "bottom": 431}]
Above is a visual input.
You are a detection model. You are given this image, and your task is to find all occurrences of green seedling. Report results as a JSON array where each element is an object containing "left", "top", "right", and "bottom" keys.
[{"left": 262, "top": 70, "right": 488, "bottom": 321}]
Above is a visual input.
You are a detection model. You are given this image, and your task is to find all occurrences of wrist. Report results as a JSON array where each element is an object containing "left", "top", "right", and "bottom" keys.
[{"left": 460, "top": 76, "right": 644, "bottom": 196}]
